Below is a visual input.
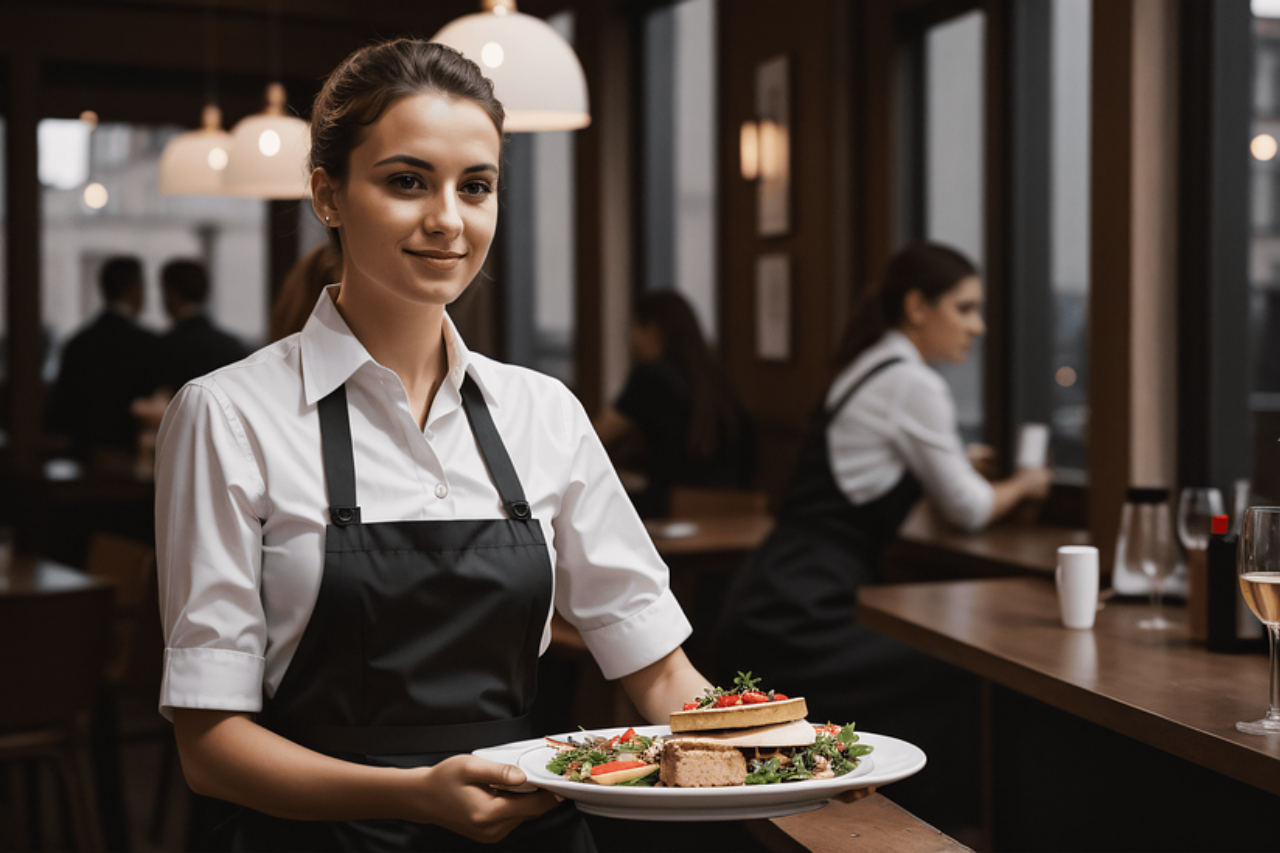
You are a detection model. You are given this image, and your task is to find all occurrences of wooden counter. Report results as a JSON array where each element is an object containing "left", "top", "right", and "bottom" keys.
[
  {"left": 858, "top": 576, "right": 1280, "bottom": 797},
  {"left": 750, "top": 793, "right": 972, "bottom": 852}
]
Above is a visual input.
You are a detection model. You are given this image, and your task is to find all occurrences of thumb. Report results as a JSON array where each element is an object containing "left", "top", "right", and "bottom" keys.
[{"left": 500, "top": 764, "right": 529, "bottom": 787}]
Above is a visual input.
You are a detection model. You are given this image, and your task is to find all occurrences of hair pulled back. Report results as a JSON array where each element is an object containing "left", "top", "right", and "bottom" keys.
[
  {"left": 833, "top": 241, "right": 978, "bottom": 370},
  {"left": 634, "top": 290, "right": 742, "bottom": 461},
  {"left": 310, "top": 39, "right": 505, "bottom": 185}
]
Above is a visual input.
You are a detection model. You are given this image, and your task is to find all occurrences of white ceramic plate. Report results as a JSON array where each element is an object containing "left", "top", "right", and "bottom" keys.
[{"left": 475, "top": 725, "right": 926, "bottom": 822}]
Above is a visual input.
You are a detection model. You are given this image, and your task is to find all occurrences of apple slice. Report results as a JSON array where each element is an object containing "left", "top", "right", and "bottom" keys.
[{"left": 590, "top": 763, "right": 659, "bottom": 786}]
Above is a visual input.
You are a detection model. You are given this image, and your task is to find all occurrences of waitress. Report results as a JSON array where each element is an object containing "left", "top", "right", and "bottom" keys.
[
  {"left": 156, "top": 39, "right": 710, "bottom": 851},
  {"left": 713, "top": 242, "right": 1051, "bottom": 826}
]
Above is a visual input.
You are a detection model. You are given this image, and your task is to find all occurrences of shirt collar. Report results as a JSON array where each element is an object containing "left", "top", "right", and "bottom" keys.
[
  {"left": 300, "top": 284, "right": 492, "bottom": 408},
  {"left": 880, "top": 329, "right": 926, "bottom": 366}
]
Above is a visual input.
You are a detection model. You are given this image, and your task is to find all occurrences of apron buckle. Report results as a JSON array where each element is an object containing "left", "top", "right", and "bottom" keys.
[
  {"left": 331, "top": 505, "right": 361, "bottom": 526},
  {"left": 508, "top": 500, "right": 530, "bottom": 520}
]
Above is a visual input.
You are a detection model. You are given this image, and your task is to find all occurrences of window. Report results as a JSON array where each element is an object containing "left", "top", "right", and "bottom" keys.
[
  {"left": 642, "top": 0, "right": 717, "bottom": 337},
  {"left": 910, "top": 8, "right": 986, "bottom": 443},
  {"left": 500, "top": 11, "right": 578, "bottom": 384},
  {"left": 39, "top": 117, "right": 268, "bottom": 385}
]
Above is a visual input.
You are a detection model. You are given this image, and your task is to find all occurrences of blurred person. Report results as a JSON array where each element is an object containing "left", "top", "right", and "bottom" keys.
[
  {"left": 155, "top": 259, "right": 251, "bottom": 394},
  {"left": 271, "top": 242, "right": 343, "bottom": 342},
  {"left": 47, "top": 255, "right": 158, "bottom": 470},
  {"left": 594, "top": 290, "right": 754, "bottom": 518},
  {"left": 713, "top": 242, "right": 1053, "bottom": 829}
]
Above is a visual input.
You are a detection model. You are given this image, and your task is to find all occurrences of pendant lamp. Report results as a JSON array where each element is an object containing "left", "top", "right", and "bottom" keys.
[
  {"left": 432, "top": 0, "right": 590, "bottom": 132},
  {"left": 159, "top": 105, "right": 232, "bottom": 195},
  {"left": 221, "top": 82, "right": 311, "bottom": 199}
]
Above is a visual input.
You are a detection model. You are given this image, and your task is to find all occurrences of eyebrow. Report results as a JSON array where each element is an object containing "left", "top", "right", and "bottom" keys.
[{"left": 373, "top": 154, "right": 498, "bottom": 175}]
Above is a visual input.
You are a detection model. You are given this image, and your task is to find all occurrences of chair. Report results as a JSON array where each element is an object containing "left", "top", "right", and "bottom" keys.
[
  {"left": 83, "top": 533, "right": 157, "bottom": 685},
  {"left": 669, "top": 486, "right": 770, "bottom": 518},
  {"left": 0, "top": 584, "right": 114, "bottom": 852}
]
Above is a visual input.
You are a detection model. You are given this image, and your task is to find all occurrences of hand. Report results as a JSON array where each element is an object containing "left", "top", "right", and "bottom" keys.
[
  {"left": 413, "top": 755, "right": 561, "bottom": 844},
  {"left": 966, "top": 444, "right": 1000, "bottom": 480},
  {"left": 1016, "top": 466, "right": 1053, "bottom": 501}
]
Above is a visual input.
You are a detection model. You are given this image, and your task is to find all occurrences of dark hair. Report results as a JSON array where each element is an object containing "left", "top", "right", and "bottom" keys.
[
  {"left": 99, "top": 256, "right": 142, "bottom": 302},
  {"left": 311, "top": 39, "right": 504, "bottom": 183},
  {"left": 634, "top": 290, "right": 742, "bottom": 461},
  {"left": 833, "top": 241, "right": 978, "bottom": 369},
  {"left": 160, "top": 260, "right": 210, "bottom": 306},
  {"left": 271, "top": 243, "right": 343, "bottom": 342}
]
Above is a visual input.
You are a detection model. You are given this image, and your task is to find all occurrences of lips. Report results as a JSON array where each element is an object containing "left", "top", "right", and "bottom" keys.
[{"left": 405, "top": 248, "right": 467, "bottom": 270}]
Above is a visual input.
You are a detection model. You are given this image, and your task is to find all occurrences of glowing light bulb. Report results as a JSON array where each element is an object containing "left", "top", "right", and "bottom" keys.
[
  {"left": 1055, "top": 366, "right": 1077, "bottom": 388},
  {"left": 207, "top": 146, "right": 228, "bottom": 171},
  {"left": 1253, "top": 133, "right": 1278, "bottom": 162},
  {"left": 83, "top": 182, "right": 109, "bottom": 209},
  {"left": 481, "top": 42, "right": 505, "bottom": 68},
  {"left": 258, "top": 129, "right": 282, "bottom": 157}
]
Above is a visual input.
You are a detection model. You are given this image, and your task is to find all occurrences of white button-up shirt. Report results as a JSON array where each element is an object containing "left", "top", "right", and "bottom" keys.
[
  {"left": 825, "top": 330, "right": 995, "bottom": 531},
  {"left": 156, "top": 287, "right": 691, "bottom": 720}
]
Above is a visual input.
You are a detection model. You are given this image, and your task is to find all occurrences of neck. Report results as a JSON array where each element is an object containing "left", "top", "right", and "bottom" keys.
[{"left": 333, "top": 284, "right": 450, "bottom": 428}]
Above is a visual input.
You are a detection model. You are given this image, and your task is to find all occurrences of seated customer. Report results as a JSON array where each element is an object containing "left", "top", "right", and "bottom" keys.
[
  {"left": 713, "top": 242, "right": 1051, "bottom": 830},
  {"left": 47, "top": 255, "right": 159, "bottom": 470},
  {"left": 155, "top": 260, "right": 251, "bottom": 393},
  {"left": 595, "top": 290, "right": 754, "bottom": 518}
]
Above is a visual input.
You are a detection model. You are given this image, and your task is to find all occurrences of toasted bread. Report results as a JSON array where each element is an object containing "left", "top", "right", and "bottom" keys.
[{"left": 668, "top": 697, "right": 808, "bottom": 733}]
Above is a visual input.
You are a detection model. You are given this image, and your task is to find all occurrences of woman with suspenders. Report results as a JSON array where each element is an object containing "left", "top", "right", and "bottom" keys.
[{"left": 156, "top": 39, "right": 710, "bottom": 851}]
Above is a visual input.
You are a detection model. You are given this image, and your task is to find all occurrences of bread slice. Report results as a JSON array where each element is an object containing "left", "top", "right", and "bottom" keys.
[
  {"left": 669, "top": 697, "right": 808, "bottom": 733},
  {"left": 658, "top": 740, "right": 747, "bottom": 788},
  {"left": 665, "top": 717, "right": 815, "bottom": 748}
]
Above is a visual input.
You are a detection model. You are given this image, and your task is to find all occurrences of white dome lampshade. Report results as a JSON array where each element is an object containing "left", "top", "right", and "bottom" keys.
[
  {"left": 159, "top": 105, "right": 233, "bottom": 195},
  {"left": 432, "top": 0, "right": 590, "bottom": 132},
  {"left": 222, "top": 82, "right": 311, "bottom": 199}
]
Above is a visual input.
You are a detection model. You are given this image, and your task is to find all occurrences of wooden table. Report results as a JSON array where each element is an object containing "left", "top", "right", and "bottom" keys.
[
  {"left": 885, "top": 502, "right": 1091, "bottom": 580},
  {"left": 859, "top": 576, "right": 1280, "bottom": 850},
  {"left": 0, "top": 554, "right": 110, "bottom": 594},
  {"left": 645, "top": 514, "right": 775, "bottom": 558},
  {"left": 750, "top": 793, "right": 972, "bottom": 852}
]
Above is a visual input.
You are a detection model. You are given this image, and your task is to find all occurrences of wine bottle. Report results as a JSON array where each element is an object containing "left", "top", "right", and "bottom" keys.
[{"left": 1206, "top": 514, "right": 1267, "bottom": 653}]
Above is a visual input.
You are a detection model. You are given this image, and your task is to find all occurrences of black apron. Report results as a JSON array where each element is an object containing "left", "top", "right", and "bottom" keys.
[
  {"left": 712, "top": 357, "right": 981, "bottom": 828},
  {"left": 713, "top": 358, "right": 925, "bottom": 717},
  {"left": 234, "top": 376, "right": 594, "bottom": 852}
]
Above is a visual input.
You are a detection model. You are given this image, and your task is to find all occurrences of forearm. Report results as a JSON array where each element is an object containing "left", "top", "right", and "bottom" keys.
[
  {"left": 987, "top": 468, "right": 1051, "bottom": 524},
  {"left": 175, "top": 709, "right": 424, "bottom": 822},
  {"left": 619, "top": 647, "right": 712, "bottom": 724}
]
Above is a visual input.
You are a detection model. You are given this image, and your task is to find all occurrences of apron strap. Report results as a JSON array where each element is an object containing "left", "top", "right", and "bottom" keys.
[
  {"left": 318, "top": 384, "right": 361, "bottom": 526},
  {"left": 459, "top": 375, "right": 532, "bottom": 521},
  {"left": 824, "top": 357, "right": 903, "bottom": 423}
]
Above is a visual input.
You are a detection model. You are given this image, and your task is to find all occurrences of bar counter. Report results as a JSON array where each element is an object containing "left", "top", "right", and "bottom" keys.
[{"left": 859, "top": 576, "right": 1280, "bottom": 796}]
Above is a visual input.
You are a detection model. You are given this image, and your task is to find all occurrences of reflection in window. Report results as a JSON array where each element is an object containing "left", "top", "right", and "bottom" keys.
[
  {"left": 1251, "top": 9, "right": 1280, "bottom": 497},
  {"left": 39, "top": 118, "right": 267, "bottom": 387},
  {"left": 922, "top": 10, "right": 985, "bottom": 443},
  {"left": 643, "top": 0, "right": 717, "bottom": 339}
]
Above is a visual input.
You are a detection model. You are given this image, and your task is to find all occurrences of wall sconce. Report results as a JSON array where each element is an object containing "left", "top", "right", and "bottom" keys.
[
  {"left": 740, "top": 121, "right": 759, "bottom": 181},
  {"left": 740, "top": 119, "right": 787, "bottom": 182}
]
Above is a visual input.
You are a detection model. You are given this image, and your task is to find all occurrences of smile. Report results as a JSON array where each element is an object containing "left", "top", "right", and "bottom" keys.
[{"left": 405, "top": 249, "right": 467, "bottom": 269}]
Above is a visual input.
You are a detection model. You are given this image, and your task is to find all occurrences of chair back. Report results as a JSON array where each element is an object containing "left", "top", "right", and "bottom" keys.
[
  {"left": 669, "top": 487, "right": 770, "bottom": 518},
  {"left": 0, "top": 585, "right": 114, "bottom": 733},
  {"left": 84, "top": 533, "right": 158, "bottom": 686}
]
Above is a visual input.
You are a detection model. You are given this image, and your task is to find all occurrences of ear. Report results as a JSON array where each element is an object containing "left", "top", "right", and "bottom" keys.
[
  {"left": 311, "top": 169, "right": 342, "bottom": 229},
  {"left": 902, "top": 288, "right": 930, "bottom": 327}
]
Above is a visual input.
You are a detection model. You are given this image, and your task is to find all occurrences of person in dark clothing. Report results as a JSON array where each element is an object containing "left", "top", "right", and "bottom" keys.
[
  {"left": 155, "top": 260, "right": 251, "bottom": 393},
  {"left": 47, "top": 256, "right": 159, "bottom": 470},
  {"left": 595, "top": 290, "right": 754, "bottom": 518}
]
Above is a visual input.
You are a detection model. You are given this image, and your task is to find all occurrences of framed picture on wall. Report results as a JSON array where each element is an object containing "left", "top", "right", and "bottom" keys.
[
  {"left": 755, "top": 253, "right": 790, "bottom": 360},
  {"left": 756, "top": 54, "right": 791, "bottom": 237}
]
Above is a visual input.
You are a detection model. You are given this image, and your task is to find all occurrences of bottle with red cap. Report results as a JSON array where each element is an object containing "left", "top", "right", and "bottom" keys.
[{"left": 1206, "top": 513, "right": 1267, "bottom": 653}]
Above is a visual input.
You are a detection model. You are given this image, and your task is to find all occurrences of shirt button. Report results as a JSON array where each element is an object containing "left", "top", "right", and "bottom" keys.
[{"left": 435, "top": 483, "right": 448, "bottom": 499}]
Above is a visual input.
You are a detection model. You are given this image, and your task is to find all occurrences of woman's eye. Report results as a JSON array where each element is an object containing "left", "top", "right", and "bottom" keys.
[
  {"left": 461, "top": 180, "right": 494, "bottom": 197},
  {"left": 390, "top": 174, "right": 423, "bottom": 191}
]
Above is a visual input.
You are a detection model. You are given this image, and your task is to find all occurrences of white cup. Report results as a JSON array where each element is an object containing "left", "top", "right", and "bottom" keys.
[{"left": 1056, "top": 545, "right": 1100, "bottom": 629}]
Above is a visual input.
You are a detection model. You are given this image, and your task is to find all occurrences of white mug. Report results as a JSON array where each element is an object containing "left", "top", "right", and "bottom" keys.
[{"left": 1056, "top": 545, "right": 1100, "bottom": 629}]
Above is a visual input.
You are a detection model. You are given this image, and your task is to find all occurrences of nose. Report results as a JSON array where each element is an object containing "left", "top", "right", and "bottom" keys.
[
  {"left": 422, "top": 188, "right": 464, "bottom": 239},
  {"left": 972, "top": 313, "right": 987, "bottom": 337}
]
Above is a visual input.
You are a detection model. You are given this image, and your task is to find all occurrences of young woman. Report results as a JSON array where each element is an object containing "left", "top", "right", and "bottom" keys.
[
  {"left": 594, "top": 290, "right": 754, "bottom": 517},
  {"left": 713, "top": 242, "right": 1051, "bottom": 827},
  {"left": 156, "top": 39, "right": 709, "bottom": 851}
]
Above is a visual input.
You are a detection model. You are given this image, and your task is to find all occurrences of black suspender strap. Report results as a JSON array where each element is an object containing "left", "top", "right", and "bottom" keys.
[
  {"left": 459, "top": 375, "right": 532, "bottom": 520},
  {"left": 317, "top": 384, "right": 361, "bottom": 526},
  {"left": 825, "top": 357, "right": 904, "bottom": 422}
]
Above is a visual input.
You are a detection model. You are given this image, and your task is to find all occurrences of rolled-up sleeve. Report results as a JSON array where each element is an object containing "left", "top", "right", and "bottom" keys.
[
  {"left": 890, "top": 371, "right": 995, "bottom": 532},
  {"left": 547, "top": 385, "right": 692, "bottom": 680},
  {"left": 155, "top": 381, "right": 270, "bottom": 720}
]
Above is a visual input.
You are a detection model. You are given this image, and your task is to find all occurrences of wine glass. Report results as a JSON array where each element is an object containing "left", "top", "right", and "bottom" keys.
[
  {"left": 1177, "top": 487, "right": 1225, "bottom": 552},
  {"left": 1236, "top": 506, "right": 1280, "bottom": 734},
  {"left": 1135, "top": 499, "right": 1178, "bottom": 630}
]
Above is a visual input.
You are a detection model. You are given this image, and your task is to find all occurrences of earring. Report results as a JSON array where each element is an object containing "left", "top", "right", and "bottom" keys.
[{"left": 325, "top": 215, "right": 331, "bottom": 224}]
